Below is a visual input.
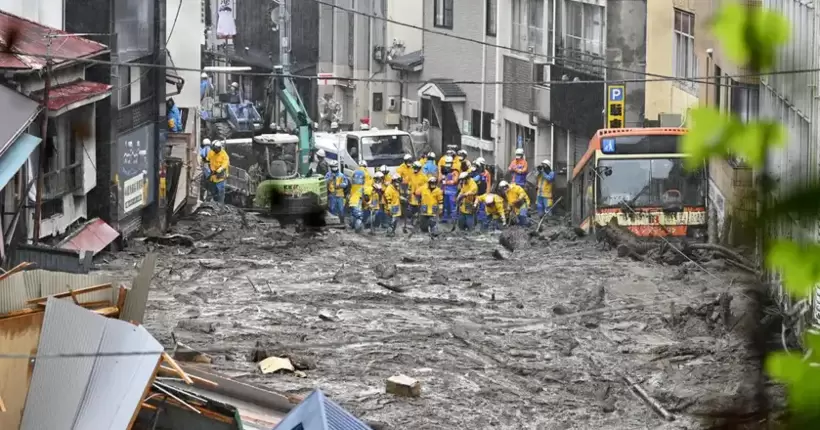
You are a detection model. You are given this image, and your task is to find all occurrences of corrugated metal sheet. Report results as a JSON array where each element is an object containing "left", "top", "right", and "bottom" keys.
[
  {"left": 21, "top": 298, "right": 162, "bottom": 430},
  {"left": 4, "top": 243, "right": 93, "bottom": 273},
  {"left": 272, "top": 390, "right": 372, "bottom": 430},
  {"left": 59, "top": 218, "right": 120, "bottom": 256},
  {"left": 0, "top": 270, "right": 116, "bottom": 314},
  {"left": 120, "top": 253, "right": 156, "bottom": 324},
  {"left": 0, "top": 133, "right": 40, "bottom": 189}
]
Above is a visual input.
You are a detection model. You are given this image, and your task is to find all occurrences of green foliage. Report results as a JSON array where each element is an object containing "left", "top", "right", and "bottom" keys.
[
  {"left": 686, "top": 1, "right": 820, "bottom": 425},
  {"left": 712, "top": 2, "right": 790, "bottom": 72}
]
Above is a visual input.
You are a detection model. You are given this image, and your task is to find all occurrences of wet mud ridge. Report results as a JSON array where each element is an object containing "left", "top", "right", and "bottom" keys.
[{"left": 97, "top": 205, "right": 759, "bottom": 429}]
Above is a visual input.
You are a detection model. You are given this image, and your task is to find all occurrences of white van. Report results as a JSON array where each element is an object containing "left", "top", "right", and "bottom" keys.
[{"left": 314, "top": 129, "right": 416, "bottom": 177}]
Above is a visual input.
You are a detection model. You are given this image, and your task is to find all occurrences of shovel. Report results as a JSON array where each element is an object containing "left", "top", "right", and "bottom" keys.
[{"left": 535, "top": 196, "right": 563, "bottom": 233}]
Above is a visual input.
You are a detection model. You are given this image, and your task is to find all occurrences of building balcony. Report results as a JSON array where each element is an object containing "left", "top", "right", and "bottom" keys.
[
  {"left": 43, "top": 163, "right": 83, "bottom": 201},
  {"left": 555, "top": 43, "right": 605, "bottom": 77}
]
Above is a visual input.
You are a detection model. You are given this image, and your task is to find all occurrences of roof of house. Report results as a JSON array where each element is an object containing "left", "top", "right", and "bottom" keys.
[
  {"left": 427, "top": 79, "right": 466, "bottom": 98},
  {"left": 271, "top": 389, "right": 372, "bottom": 430},
  {"left": 30, "top": 80, "right": 112, "bottom": 112},
  {"left": 0, "top": 11, "right": 108, "bottom": 70}
]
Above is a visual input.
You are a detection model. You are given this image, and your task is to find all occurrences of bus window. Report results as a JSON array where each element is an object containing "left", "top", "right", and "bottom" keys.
[
  {"left": 597, "top": 158, "right": 706, "bottom": 208},
  {"left": 360, "top": 135, "right": 413, "bottom": 167}
]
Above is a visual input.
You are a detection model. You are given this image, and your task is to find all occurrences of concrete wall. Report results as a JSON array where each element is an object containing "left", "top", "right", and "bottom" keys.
[
  {"left": 605, "top": 0, "right": 647, "bottom": 127},
  {"left": 421, "top": 0, "right": 497, "bottom": 115},
  {"left": 0, "top": 0, "right": 63, "bottom": 29},
  {"left": 166, "top": 0, "right": 204, "bottom": 110},
  {"left": 644, "top": 0, "right": 699, "bottom": 121}
]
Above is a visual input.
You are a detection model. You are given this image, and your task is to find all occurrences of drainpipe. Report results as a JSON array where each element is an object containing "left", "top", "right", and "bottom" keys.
[
  {"left": 493, "top": 0, "right": 502, "bottom": 167},
  {"left": 479, "top": 0, "right": 487, "bottom": 158}
]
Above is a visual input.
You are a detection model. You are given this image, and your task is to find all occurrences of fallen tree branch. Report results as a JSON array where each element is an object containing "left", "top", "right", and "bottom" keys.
[{"left": 621, "top": 373, "right": 675, "bottom": 421}]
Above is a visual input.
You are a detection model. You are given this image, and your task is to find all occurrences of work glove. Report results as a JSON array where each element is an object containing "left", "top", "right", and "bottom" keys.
[{"left": 514, "top": 199, "right": 525, "bottom": 208}]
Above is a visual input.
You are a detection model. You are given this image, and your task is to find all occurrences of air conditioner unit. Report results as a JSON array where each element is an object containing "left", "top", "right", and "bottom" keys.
[{"left": 401, "top": 99, "right": 418, "bottom": 118}]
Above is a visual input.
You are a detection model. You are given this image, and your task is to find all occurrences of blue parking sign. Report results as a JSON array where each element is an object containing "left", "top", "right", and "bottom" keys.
[
  {"left": 602, "top": 138, "right": 616, "bottom": 153},
  {"left": 609, "top": 86, "right": 623, "bottom": 102}
]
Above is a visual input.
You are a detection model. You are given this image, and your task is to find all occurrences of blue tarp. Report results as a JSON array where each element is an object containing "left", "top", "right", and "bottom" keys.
[
  {"left": 0, "top": 133, "right": 41, "bottom": 189},
  {"left": 272, "top": 389, "right": 372, "bottom": 430}
]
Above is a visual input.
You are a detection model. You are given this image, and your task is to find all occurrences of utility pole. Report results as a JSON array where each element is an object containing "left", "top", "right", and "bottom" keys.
[
  {"left": 33, "top": 32, "right": 54, "bottom": 243},
  {"left": 279, "top": 0, "right": 290, "bottom": 75}
]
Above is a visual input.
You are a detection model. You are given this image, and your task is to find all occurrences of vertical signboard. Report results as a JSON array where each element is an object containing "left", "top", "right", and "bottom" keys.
[
  {"left": 606, "top": 84, "right": 625, "bottom": 129},
  {"left": 117, "top": 125, "right": 154, "bottom": 218}
]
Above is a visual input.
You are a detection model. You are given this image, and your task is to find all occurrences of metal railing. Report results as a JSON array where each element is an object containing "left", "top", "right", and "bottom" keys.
[{"left": 42, "top": 163, "right": 83, "bottom": 200}]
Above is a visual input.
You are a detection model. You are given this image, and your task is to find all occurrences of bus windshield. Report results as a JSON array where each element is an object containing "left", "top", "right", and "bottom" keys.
[
  {"left": 597, "top": 157, "right": 706, "bottom": 208},
  {"left": 361, "top": 135, "right": 414, "bottom": 167}
]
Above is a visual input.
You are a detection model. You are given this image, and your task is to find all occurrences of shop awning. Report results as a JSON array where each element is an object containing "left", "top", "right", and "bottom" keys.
[
  {"left": 0, "top": 133, "right": 41, "bottom": 189},
  {"left": 30, "top": 80, "right": 112, "bottom": 117}
]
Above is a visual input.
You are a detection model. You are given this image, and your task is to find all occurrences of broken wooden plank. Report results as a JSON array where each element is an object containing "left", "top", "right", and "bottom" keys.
[
  {"left": 92, "top": 307, "right": 120, "bottom": 317},
  {"left": 126, "top": 358, "right": 162, "bottom": 430},
  {"left": 621, "top": 373, "right": 675, "bottom": 421},
  {"left": 0, "top": 393, "right": 6, "bottom": 412},
  {"left": 116, "top": 286, "right": 128, "bottom": 311},
  {"left": 0, "top": 262, "right": 33, "bottom": 282},
  {"left": 158, "top": 365, "right": 218, "bottom": 388},
  {"left": 140, "top": 402, "right": 157, "bottom": 410},
  {"left": 161, "top": 352, "right": 195, "bottom": 385},
  {"left": 26, "top": 283, "right": 113, "bottom": 304},
  {"left": 0, "top": 308, "right": 39, "bottom": 320}
]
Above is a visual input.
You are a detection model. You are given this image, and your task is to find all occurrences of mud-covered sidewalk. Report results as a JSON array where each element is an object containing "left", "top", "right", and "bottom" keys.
[{"left": 97, "top": 204, "right": 758, "bottom": 429}]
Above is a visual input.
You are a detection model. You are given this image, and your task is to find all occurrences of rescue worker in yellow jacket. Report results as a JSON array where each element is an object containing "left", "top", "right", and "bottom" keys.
[
  {"left": 347, "top": 183, "right": 370, "bottom": 233},
  {"left": 370, "top": 172, "right": 387, "bottom": 230},
  {"left": 396, "top": 154, "right": 414, "bottom": 193},
  {"left": 438, "top": 146, "right": 461, "bottom": 174},
  {"left": 536, "top": 159, "right": 556, "bottom": 216},
  {"left": 456, "top": 171, "right": 478, "bottom": 231},
  {"left": 416, "top": 176, "right": 444, "bottom": 235},
  {"left": 206, "top": 141, "right": 230, "bottom": 204},
  {"left": 499, "top": 180, "right": 531, "bottom": 226},
  {"left": 325, "top": 160, "right": 349, "bottom": 224},
  {"left": 477, "top": 193, "right": 506, "bottom": 231},
  {"left": 407, "top": 161, "right": 427, "bottom": 223},
  {"left": 383, "top": 174, "right": 403, "bottom": 236}
]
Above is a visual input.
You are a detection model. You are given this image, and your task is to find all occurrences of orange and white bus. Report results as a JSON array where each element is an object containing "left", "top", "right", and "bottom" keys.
[{"left": 570, "top": 127, "right": 708, "bottom": 239}]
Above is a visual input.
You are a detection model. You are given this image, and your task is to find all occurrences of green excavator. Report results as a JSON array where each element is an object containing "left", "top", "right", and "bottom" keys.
[{"left": 224, "top": 72, "right": 327, "bottom": 217}]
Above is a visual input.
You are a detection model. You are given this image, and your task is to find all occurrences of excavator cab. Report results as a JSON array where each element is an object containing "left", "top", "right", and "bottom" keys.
[{"left": 252, "top": 134, "right": 299, "bottom": 180}]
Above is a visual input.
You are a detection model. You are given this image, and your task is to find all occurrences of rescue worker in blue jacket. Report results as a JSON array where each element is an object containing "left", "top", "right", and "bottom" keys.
[
  {"left": 422, "top": 151, "right": 438, "bottom": 176},
  {"left": 472, "top": 158, "right": 491, "bottom": 225},
  {"left": 440, "top": 156, "right": 460, "bottom": 223},
  {"left": 325, "top": 160, "right": 349, "bottom": 224},
  {"left": 536, "top": 159, "right": 556, "bottom": 216}
]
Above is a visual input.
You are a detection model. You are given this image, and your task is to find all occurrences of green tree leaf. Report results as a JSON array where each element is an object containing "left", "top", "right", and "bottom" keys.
[
  {"left": 726, "top": 121, "right": 786, "bottom": 167},
  {"left": 766, "top": 241, "right": 820, "bottom": 298},
  {"left": 681, "top": 108, "right": 730, "bottom": 169},
  {"left": 712, "top": 3, "right": 790, "bottom": 71},
  {"left": 765, "top": 352, "right": 820, "bottom": 412},
  {"left": 760, "top": 182, "right": 820, "bottom": 224}
]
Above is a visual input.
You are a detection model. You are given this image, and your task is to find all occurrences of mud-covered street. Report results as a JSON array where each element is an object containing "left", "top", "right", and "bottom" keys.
[{"left": 97, "top": 204, "right": 758, "bottom": 429}]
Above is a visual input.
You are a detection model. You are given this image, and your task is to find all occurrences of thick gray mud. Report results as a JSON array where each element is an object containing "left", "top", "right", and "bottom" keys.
[{"left": 97, "top": 204, "right": 758, "bottom": 429}]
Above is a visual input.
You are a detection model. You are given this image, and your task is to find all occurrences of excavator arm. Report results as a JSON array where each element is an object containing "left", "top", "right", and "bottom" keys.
[{"left": 276, "top": 78, "right": 313, "bottom": 176}]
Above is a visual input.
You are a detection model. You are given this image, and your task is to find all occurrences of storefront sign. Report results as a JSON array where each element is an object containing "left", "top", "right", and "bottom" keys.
[
  {"left": 117, "top": 125, "right": 154, "bottom": 217},
  {"left": 123, "top": 173, "right": 146, "bottom": 214}
]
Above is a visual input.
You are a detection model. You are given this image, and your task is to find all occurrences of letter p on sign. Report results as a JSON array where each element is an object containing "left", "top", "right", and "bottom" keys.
[{"left": 609, "top": 86, "right": 623, "bottom": 102}]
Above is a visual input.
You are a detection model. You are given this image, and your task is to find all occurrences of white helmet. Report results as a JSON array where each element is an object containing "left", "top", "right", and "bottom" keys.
[
  {"left": 475, "top": 157, "right": 486, "bottom": 165},
  {"left": 403, "top": 154, "right": 412, "bottom": 161},
  {"left": 212, "top": 141, "right": 223, "bottom": 149},
  {"left": 391, "top": 173, "right": 402, "bottom": 182},
  {"left": 458, "top": 171, "right": 470, "bottom": 180},
  {"left": 316, "top": 149, "right": 326, "bottom": 158},
  {"left": 484, "top": 194, "right": 494, "bottom": 204},
  {"left": 200, "top": 72, "right": 208, "bottom": 79},
  {"left": 444, "top": 156, "right": 454, "bottom": 164},
  {"left": 457, "top": 149, "right": 468, "bottom": 156},
  {"left": 515, "top": 148, "right": 524, "bottom": 156},
  {"left": 231, "top": 82, "right": 239, "bottom": 88},
  {"left": 427, "top": 176, "right": 438, "bottom": 184},
  {"left": 428, "top": 152, "right": 435, "bottom": 158},
  {"left": 541, "top": 159, "right": 551, "bottom": 167},
  {"left": 499, "top": 180, "right": 509, "bottom": 188},
  {"left": 330, "top": 121, "right": 339, "bottom": 129},
  {"left": 328, "top": 159, "right": 339, "bottom": 168},
  {"left": 379, "top": 165, "right": 389, "bottom": 173},
  {"left": 359, "top": 160, "right": 367, "bottom": 167},
  {"left": 446, "top": 148, "right": 456, "bottom": 155},
  {"left": 201, "top": 138, "right": 211, "bottom": 147},
  {"left": 374, "top": 172, "right": 385, "bottom": 179},
  {"left": 412, "top": 161, "right": 422, "bottom": 168}
]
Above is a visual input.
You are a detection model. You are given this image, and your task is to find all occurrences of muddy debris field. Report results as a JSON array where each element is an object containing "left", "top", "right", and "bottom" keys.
[{"left": 97, "top": 203, "right": 758, "bottom": 429}]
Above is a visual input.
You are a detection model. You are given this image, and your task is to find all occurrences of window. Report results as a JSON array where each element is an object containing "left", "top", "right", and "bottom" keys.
[
  {"left": 119, "top": 66, "right": 131, "bottom": 108},
  {"left": 534, "top": 64, "right": 550, "bottom": 87},
  {"left": 512, "top": 0, "right": 553, "bottom": 58},
  {"left": 486, "top": 0, "right": 497, "bottom": 36},
  {"left": 673, "top": 9, "right": 697, "bottom": 92},
  {"left": 470, "top": 110, "right": 494, "bottom": 140},
  {"left": 434, "top": 0, "right": 453, "bottom": 29},
  {"left": 564, "top": 0, "right": 604, "bottom": 57},
  {"left": 729, "top": 81, "right": 759, "bottom": 123},
  {"left": 597, "top": 158, "right": 706, "bottom": 208},
  {"left": 373, "top": 93, "right": 383, "bottom": 111}
]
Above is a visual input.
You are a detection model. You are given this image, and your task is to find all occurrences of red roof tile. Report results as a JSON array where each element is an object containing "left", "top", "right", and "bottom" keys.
[
  {"left": 31, "top": 80, "right": 112, "bottom": 111},
  {"left": 0, "top": 11, "right": 108, "bottom": 70},
  {"left": 60, "top": 218, "right": 119, "bottom": 256}
]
